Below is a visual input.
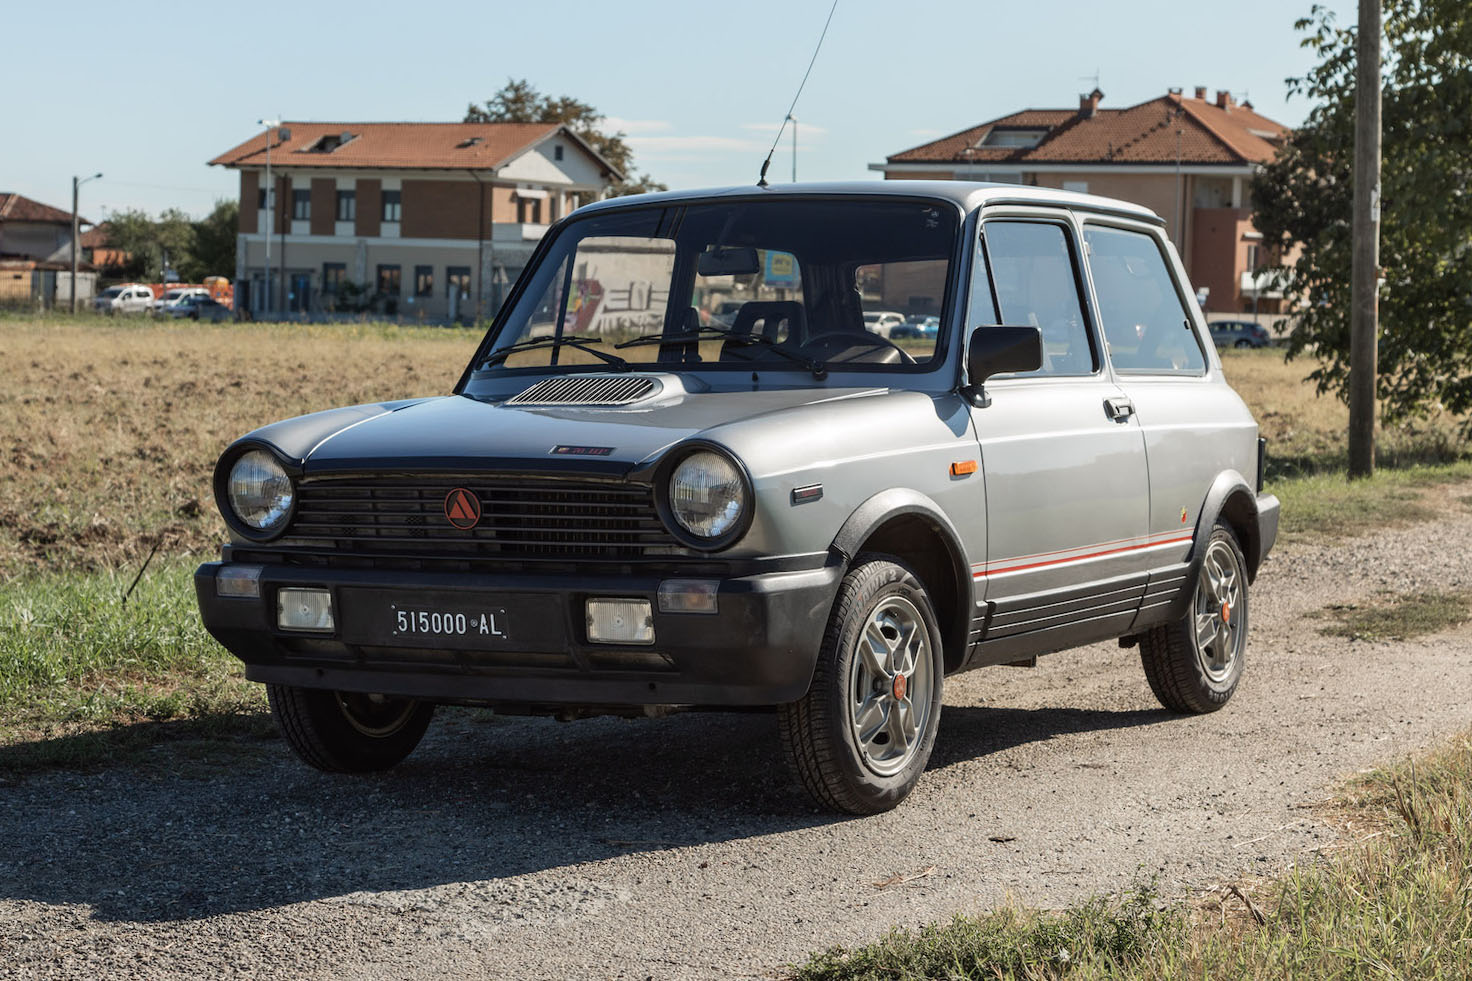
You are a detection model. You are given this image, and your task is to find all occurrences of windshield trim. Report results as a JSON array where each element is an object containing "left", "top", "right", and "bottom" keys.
[{"left": 454, "top": 193, "right": 966, "bottom": 395}]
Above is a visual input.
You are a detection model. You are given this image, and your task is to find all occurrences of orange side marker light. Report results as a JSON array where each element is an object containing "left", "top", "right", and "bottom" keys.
[{"left": 951, "top": 460, "right": 978, "bottom": 476}]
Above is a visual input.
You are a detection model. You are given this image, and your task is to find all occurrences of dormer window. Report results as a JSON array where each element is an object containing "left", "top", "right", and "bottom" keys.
[
  {"left": 458, "top": 136, "right": 484, "bottom": 148},
  {"left": 981, "top": 128, "right": 1048, "bottom": 148},
  {"left": 306, "top": 132, "right": 355, "bottom": 153}
]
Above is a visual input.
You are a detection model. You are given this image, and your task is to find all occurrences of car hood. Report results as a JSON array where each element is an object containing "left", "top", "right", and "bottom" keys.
[{"left": 286, "top": 386, "right": 890, "bottom": 477}]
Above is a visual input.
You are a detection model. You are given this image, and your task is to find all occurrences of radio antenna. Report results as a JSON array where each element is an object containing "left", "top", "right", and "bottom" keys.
[{"left": 757, "top": 0, "right": 840, "bottom": 187}]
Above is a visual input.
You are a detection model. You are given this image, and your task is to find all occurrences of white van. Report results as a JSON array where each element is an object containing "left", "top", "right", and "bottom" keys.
[{"left": 94, "top": 284, "right": 156, "bottom": 314}]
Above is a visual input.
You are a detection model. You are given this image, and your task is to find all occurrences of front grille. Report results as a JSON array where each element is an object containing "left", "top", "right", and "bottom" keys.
[
  {"left": 507, "top": 375, "right": 659, "bottom": 406},
  {"left": 284, "top": 477, "right": 680, "bottom": 562}
]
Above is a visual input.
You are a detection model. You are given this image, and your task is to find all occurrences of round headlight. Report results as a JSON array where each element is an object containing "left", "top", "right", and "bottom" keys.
[
  {"left": 669, "top": 451, "right": 747, "bottom": 541},
  {"left": 227, "top": 450, "right": 294, "bottom": 532}
]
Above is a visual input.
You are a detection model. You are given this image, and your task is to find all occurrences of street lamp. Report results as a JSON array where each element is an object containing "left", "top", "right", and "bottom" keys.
[
  {"left": 258, "top": 118, "right": 281, "bottom": 316},
  {"left": 70, "top": 172, "right": 102, "bottom": 314}
]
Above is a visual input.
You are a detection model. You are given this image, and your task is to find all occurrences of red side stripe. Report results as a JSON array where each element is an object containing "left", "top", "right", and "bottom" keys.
[{"left": 973, "top": 534, "right": 1193, "bottom": 580}]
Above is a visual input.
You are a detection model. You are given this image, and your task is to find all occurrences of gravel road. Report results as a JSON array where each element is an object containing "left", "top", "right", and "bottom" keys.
[{"left": 3, "top": 489, "right": 1471, "bottom": 980}]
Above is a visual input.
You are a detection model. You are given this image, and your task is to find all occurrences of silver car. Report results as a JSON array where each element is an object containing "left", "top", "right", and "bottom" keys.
[{"left": 197, "top": 182, "right": 1278, "bottom": 813}]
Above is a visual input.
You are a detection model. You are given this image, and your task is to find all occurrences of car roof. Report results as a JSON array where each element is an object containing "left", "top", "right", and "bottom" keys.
[{"left": 575, "top": 180, "right": 1163, "bottom": 226}]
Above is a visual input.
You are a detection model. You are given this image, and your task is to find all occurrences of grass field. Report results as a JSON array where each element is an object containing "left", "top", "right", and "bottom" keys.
[{"left": 0, "top": 317, "right": 1468, "bottom": 760}]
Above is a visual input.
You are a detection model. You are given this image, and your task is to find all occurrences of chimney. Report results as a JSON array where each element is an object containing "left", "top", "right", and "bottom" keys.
[
  {"left": 1216, "top": 90, "right": 1233, "bottom": 110},
  {"left": 1194, "top": 86, "right": 1207, "bottom": 100},
  {"left": 1078, "top": 88, "right": 1103, "bottom": 119}
]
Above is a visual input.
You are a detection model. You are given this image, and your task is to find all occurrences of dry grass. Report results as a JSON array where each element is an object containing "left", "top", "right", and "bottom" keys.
[
  {"left": 0, "top": 316, "right": 479, "bottom": 579},
  {"left": 1218, "top": 348, "right": 1469, "bottom": 477}
]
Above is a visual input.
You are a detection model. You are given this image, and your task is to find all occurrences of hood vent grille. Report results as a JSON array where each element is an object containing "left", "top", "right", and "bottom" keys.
[{"left": 507, "top": 375, "right": 660, "bottom": 407}]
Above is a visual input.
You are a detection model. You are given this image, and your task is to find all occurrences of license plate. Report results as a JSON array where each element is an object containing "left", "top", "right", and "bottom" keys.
[
  {"left": 390, "top": 603, "right": 509, "bottom": 644},
  {"left": 338, "top": 589, "right": 564, "bottom": 651}
]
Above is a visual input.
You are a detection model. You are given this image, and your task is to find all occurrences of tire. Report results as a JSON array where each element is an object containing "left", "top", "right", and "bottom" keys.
[
  {"left": 267, "top": 684, "right": 433, "bottom": 772},
  {"left": 778, "top": 556, "right": 944, "bottom": 814},
  {"left": 1234, "top": 338, "right": 1252, "bottom": 349},
  {"left": 1139, "top": 523, "right": 1249, "bottom": 713}
]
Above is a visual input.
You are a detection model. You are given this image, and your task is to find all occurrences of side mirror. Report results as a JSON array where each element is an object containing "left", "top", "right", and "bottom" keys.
[{"left": 962, "top": 325, "right": 1042, "bottom": 407}]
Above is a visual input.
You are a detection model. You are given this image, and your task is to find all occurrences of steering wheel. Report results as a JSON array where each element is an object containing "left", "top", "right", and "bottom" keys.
[{"left": 801, "top": 332, "right": 916, "bottom": 366}]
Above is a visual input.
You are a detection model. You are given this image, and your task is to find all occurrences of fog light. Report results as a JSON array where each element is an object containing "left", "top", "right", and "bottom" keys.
[
  {"left": 586, "top": 598, "right": 654, "bottom": 645},
  {"left": 657, "top": 579, "right": 719, "bottom": 614},
  {"left": 278, "top": 588, "right": 334, "bottom": 632},
  {"left": 216, "top": 565, "right": 263, "bottom": 598}
]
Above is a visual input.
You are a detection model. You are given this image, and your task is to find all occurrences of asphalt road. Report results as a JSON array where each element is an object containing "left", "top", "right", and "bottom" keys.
[{"left": 3, "top": 493, "right": 1471, "bottom": 980}]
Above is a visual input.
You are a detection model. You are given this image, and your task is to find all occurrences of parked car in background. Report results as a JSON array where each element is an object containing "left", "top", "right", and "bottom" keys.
[
  {"left": 1208, "top": 320, "right": 1273, "bottom": 349},
  {"left": 94, "top": 284, "right": 156, "bottom": 314},
  {"left": 197, "top": 182, "right": 1278, "bottom": 815},
  {"left": 169, "top": 295, "right": 232, "bottom": 322},
  {"left": 862, "top": 310, "right": 906, "bottom": 337},
  {"left": 155, "top": 286, "right": 210, "bottom": 314},
  {"left": 891, "top": 316, "right": 940, "bottom": 340}
]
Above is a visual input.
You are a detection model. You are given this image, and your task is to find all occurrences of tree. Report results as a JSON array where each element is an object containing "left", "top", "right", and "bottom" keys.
[
  {"left": 98, "top": 202, "right": 238, "bottom": 283},
  {"left": 1253, "top": 1, "right": 1472, "bottom": 429},
  {"left": 185, "top": 200, "right": 239, "bottom": 282},
  {"left": 464, "top": 78, "right": 666, "bottom": 198}
]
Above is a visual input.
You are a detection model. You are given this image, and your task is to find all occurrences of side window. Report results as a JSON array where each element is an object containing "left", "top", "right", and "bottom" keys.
[
  {"left": 981, "top": 221, "right": 1095, "bottom": 376},
  {"left": 1083, "top": 225, "right": 1206, "bottom": 375}
]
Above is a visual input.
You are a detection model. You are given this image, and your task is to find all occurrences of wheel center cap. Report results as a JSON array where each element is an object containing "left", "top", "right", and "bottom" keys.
[
  {"left": 891, "top": 674, "right": 908, "bottom": 701},
  {"left": 1220, "top": 600, "right": 1231, "bottom": 624}
]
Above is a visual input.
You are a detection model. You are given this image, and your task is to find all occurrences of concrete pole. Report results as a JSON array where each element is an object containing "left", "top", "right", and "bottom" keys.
[
  {"left": 69, "top": 173, "right": 100, "bottom": 314},
  {"left": 1348, "top": 0, "right": 1382, "bottom": 478},
  {"left": 70, "top": 176, "right": 79, "bottom": 315}
]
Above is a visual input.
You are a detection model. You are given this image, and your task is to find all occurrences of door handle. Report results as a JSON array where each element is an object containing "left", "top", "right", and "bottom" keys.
[{"left": 1104, "top": 397, "right": 1135, "bottom": 421}]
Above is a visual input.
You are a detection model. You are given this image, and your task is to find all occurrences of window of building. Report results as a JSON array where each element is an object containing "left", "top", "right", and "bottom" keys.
[
  {"left": 553, "top": 144, "right": 564, "bottom": 161},
  {"left": 446, "top": 266, "right": 472, "bottom": 298},
  {"left": 292, "top": 189, "right": 310, "bottom": 220},
  {"left": 414, "top": 265, "right": 434, "bottom": 297},
  {"left": 257, "top": 188, "right": 267, "bottom": 210},
  {"left": 981, "top": 128, "right": 1048, "bottom": 148},
  {"left": 981, "top": 220, "right": 1096, "bottom": 376},
  {"left": 516, "top": 195, "right": 543, "bottom": 224},
  {"left": 322, "top": 262, "right": 346, "bottom": 294},
  {"left": 1083, "top": 224, "right": 1205, "bottom": 376},
  {"left": 1245, "top": 243, "right": 1260, "bottom": 272},
  {"left": 376, "top": 264, "right": 401, "bottom": 296},
  {"left": 336, "top": 191, "right": 355, "bottom": 222},
  {"left": 382, "top": 190, "right": 401, "bottom": 223}
]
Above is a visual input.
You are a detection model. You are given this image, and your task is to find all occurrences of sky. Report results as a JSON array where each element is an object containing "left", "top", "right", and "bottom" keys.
[{"left": 5, "top": 0, "right": 1357, "bottom": 222}]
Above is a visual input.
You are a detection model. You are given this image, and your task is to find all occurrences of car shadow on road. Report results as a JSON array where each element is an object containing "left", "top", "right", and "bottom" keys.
[{"left": 0, "top": 701, "right": 1170, "bottom": 924}]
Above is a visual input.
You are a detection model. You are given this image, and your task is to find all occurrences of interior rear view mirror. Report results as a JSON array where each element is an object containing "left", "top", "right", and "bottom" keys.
[{"left": 697, "top": 247, "right": 761, "bottom": 277}]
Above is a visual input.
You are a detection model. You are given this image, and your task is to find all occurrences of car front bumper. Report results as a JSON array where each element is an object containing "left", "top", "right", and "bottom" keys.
[{"left": 195, "top": 558, "right": 842, "bottom": 709}]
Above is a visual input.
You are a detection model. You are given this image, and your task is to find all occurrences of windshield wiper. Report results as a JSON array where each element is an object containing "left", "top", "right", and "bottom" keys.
[
  {"left": 477, "top": 335, "right": 628, "bottom": 371},
  {"left": 614, "top": 326, "right": 827, "bottom": 380}
]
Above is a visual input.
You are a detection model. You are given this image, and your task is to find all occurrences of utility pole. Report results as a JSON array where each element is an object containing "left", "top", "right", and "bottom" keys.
[
  {"left": 258, "top": 119, "right": 281, "bottom": 317},
  {"left": 70, "top": 172, "right": 102, "bottom": 314},
  {"left": 1348, "top": 0, "right": 1382, "bottom": 478}
]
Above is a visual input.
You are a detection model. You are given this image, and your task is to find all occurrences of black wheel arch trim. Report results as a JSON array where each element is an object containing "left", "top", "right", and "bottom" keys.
[
  {"left": 830, "top": 488, "right": 975, "bottom": 673},
  {"left": 1163, "top": 471, "right": 1278, "bottom": 623}
]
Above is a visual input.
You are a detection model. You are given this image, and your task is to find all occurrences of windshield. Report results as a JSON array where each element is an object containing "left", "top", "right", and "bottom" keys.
[{"left": 466, "top": 198, "right": 959, "bottom": 386}]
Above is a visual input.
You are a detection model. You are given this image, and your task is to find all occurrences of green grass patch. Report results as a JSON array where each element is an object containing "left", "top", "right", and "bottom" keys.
[
  {"left": 790, "top": 730, "right": 1472, "bottom": 980},
  {"left": 0, "top": 559, "right": 268, "bottom": 776},
  {"left": 795, "top": 887, "right": 1187, "bottom": 980},
  {"left": 1315, "top": 590, "right": 1472, "bottom": 642},
  {"left": 1267, "top": 461, "right": 1472, "bottom": 541}
]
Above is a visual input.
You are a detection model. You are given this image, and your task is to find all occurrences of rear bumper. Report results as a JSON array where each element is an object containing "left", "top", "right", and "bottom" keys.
[
  {"left": 195, "top": 558, "right": 842, "bottom": 708},
  {"left": 1255, "top": 491, "right": 1280, "bottom": 569}
]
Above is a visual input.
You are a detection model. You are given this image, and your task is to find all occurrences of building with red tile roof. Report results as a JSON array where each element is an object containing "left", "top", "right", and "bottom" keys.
[
  {"left": 209, "top": 122, "right": 624, "bottom": 320},
  {"left": 0, "top": 193, "right": 97, "bottom": 305},
  {"left": 873, "top": 88, "right": 1290, "bottom": 313}
]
